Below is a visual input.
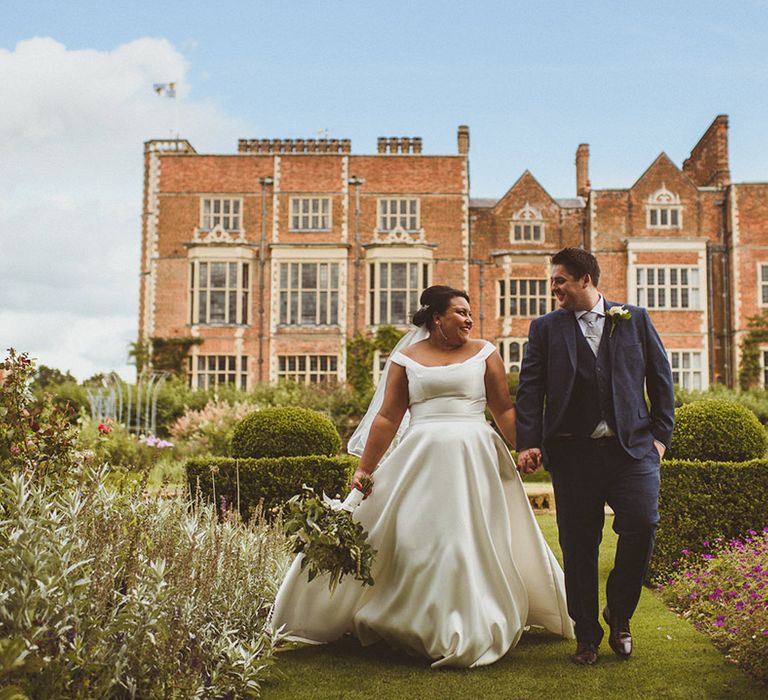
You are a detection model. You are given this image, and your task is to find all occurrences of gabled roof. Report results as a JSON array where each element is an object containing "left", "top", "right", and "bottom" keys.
[
  {"left": 491, "top": 170, "right": 560, "bottom": 210},
  {"left": 630, "top": 152, "right": 699, "bottom": 193},
  {"left": 470, "top": 196, "right": 585, "bottom": 209}
]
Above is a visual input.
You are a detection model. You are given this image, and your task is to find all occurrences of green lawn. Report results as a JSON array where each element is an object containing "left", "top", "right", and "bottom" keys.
[{"left": 261, "top": 516, "right": 767, "bottom": 700}]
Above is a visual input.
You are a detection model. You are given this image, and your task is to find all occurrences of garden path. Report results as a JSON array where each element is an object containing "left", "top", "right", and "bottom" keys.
[{"left": 261, "top": 516, "right": 766, "bottom": 699}]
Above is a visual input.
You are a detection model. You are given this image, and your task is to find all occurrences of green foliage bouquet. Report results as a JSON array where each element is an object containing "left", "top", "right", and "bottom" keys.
[{"left": 283, "top": 479, "right": 376, "bottom": 593}]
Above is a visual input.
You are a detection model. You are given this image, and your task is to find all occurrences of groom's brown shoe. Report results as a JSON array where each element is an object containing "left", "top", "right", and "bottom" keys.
[
  {"left": 603, "top": 607, "right": 632, "bottom": 659},
  {"left": 571, "top": 641, "right": 598, "bottom": 665}
]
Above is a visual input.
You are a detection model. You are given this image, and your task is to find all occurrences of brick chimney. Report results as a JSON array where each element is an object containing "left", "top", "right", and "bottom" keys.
[
  {"left": 458, "top": 125, "right": 470, "bottom": 155},
  {"left": 682, "top": 115, "right": 730, "bottom": 187},
  {"left": 576, "top": 143, "right": 590, "bottom": 198}
]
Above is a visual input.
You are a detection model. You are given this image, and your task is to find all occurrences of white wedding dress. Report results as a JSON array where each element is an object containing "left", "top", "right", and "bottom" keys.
[{"left": 270, "top": 341, "right": 574, "bottom": 668}]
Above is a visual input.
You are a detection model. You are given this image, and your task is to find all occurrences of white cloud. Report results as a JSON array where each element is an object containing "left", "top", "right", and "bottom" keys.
[{"left": 0, "top": 37, "right": 247, "bottom": 381}]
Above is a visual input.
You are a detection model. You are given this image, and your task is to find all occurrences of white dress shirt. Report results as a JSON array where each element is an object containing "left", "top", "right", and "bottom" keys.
[{"left": 574, "top": 296, "right": 615, "bottom": 438}]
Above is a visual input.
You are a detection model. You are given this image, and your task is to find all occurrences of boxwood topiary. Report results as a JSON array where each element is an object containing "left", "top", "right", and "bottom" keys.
[
  {"left": 186, "top": 454, "right": 357, "bottom": 519},
  {"left": 668, "top": 399, "right": 767, "bottom": 462},
  {"left": 230, "top": 407, "right": 341, "bottom": 459},
  {"left": 650, "top": 458, "right": 768, "bottom": 581}
]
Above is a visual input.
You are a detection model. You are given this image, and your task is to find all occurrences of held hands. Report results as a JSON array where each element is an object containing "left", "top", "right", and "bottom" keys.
[
  {"left": 517, "top": 448, "right": 543, "bottom": 475},
  {"left": 351, "top": 468, "right": 374, "bottom": 498}
]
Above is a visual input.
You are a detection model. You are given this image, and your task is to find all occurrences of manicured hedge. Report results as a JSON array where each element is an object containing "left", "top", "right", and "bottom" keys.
[
  {"left": 650, "top": 458, "right": 768, "bottom": 581},
  {"left": 668, "top": 399, "right": 767, "bottom": 462},
  {"left": 230, "top": 407, "right": 341, "bottom": 459},
  {"left": 186, "top": 454, "right": 357, "bottom": 518}
]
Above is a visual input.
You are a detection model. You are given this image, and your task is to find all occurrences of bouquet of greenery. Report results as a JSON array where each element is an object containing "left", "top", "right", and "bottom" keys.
[{"left": 283, "top": 477, "right": 376, "bottom": 593}]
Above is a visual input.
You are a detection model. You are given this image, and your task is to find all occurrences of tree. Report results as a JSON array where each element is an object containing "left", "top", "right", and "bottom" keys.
[{"left": 32, "top": 365, "right": 77, "bottom": 390}]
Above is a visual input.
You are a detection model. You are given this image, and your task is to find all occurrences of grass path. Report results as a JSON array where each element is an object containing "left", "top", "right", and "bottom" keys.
[{"left": 261, "top": 516, "right": 766, "bottom": 700}]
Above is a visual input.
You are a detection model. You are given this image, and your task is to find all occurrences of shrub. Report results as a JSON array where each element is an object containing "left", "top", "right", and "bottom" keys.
[
  {"left": 1, "top": 349, "right": 78, "bottom": 482},
  {"left": 169, "top": 399, "right": 260, "bottom": 456},
  {"left": 231, "top": 407, "right": 341, "bottom": 459},
  {"left": 669, "top": 400, "right": 768, "bottom": 462},
  {"left": 186, "top": 455, "right": 357, "bottom": 518},
  {"left": 650, "top": 458, "right": 768, "bottom": 581},
  {"left": 76, "top": 416, "right": 174, "bottom": 472},
  {"left": 657, "top": 530, "right": 768, "bottom": 684},
  {"left": 674, "top": 383, "right": 768, "bottom": 425},
  {"left": 0, "top": 464, "right": 290, "bottom": 699}
]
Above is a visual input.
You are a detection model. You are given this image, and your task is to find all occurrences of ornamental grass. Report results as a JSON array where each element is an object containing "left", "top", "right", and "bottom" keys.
[{"left": 657, "top": 529, "right": 768, "bottom": 684}]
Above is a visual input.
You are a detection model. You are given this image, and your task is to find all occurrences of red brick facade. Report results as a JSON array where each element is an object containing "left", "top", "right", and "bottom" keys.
[{"left": 139, "top": 116, "right": 768, "bottom": 390}]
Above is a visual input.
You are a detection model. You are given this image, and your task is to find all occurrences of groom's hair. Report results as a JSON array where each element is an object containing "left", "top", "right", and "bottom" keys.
[{"left": 551, "top": 248, "right": 600, "bottom": 286}]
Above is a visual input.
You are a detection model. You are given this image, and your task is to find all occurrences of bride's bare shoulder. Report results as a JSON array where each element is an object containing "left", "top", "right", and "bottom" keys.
[{"left": 399, "top": 339, "right": 431, "bottom": 359}]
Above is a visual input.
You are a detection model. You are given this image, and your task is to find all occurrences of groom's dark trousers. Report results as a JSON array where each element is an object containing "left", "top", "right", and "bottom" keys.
[
  {"left": 516, "top": 303, "right": 674, "bottom": 645},
  {"left": 547, "top": 437, "right": 660, "bottom": 643}
]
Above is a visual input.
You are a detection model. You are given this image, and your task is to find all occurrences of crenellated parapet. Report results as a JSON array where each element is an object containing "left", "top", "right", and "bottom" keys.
[
  {"left": 238, "top": 138, "right": 351, "bottom": 154},
  {"left": 377, "top": 137, "right": 423, "bottom": 154}
]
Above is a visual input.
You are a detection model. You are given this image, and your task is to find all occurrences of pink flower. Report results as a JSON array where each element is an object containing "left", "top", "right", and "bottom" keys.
[{"left": 10, "top": 446, "right": 20, "bottom": 455}]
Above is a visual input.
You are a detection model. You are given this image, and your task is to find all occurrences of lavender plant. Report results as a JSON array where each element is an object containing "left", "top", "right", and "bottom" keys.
[
  {"left": 0, "top": 350, "right": 292, "bottom": 698},
  {"left": 0, "top": 465, "right": 291, "bottom": 698},
  {"left": 657, "top": 530, "right": 768, "bottom": 684}
]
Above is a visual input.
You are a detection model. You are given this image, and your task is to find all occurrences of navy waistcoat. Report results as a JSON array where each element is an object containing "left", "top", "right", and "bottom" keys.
[{"left": 558, "top": 318, "right": 616, "bottom": 436}]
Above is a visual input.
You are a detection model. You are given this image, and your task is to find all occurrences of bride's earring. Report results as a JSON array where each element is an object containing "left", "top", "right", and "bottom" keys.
[{"left": 437, "top": 323, "right": 449, "bottom": 342}]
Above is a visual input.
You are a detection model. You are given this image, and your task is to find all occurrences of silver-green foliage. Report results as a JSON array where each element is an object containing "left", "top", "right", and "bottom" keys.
[{"left": 0, "top": 465, "right": 291, "bottom": 699}]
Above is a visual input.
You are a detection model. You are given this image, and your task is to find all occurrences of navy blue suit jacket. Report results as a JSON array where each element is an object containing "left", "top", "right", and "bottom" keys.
[{"left": 515, "top": 300, "right": 675, "bottom": 461}]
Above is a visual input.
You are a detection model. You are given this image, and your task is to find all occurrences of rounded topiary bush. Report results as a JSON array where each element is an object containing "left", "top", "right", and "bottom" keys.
[
  {"left": 669, "top": 399, "right": 768, "bottom": 462},
  {"left": 230, "top": 407, "right": 341, "bottom": 459}
]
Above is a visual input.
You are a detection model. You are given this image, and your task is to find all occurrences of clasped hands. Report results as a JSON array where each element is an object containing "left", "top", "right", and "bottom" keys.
[{"left": 516, "top": 448, "right": 542, "bottom": 475}]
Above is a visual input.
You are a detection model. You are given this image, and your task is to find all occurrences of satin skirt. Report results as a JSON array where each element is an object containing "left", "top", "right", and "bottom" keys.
[{"left": 270, "top": 417, "right": 574, "bottom": 668}]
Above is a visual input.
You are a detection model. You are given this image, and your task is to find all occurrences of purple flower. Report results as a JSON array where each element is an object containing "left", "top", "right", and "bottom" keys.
[
  {"left": 736, "top": 601, "right": 745, "bottom": 610},
  {"left": 727, "top": 627, "right": 738, "bottom": 634},
  {"left": 714, "top": 616, "right": 726, "bottom": 628},
  {"left": 763, "top": 629, "right": 768, "bottom": 637},
  {"left": 681, "top": 549, "right": 690, "bottom": 556},
  {"left": 702, "top": 541, "right": 710, "bottom": 547}
]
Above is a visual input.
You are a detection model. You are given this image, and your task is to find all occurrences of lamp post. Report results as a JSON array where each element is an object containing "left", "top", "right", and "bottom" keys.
[
  {"left": 257, "top": 176, "right": 274, "bottom": 383},
  {"left": 348, "top": 176, "right": 365, "bottom": 334}
]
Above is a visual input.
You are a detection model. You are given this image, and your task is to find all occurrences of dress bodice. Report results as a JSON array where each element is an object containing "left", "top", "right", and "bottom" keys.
[{"left": 391, "top": 341, "right": 495, "bottom": 424}]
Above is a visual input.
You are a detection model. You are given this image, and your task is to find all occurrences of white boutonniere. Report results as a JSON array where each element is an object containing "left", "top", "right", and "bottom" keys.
[{"left": 606, "top": 305, "right": 632, "bottom": 337}]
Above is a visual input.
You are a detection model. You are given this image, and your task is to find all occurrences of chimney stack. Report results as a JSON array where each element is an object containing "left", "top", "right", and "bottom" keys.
[
  {"left": 576, "top": 143, "right": 590, "bottom": 198},
  {"left": 458, "top": 125, "right": 470, "bottom": 155}
]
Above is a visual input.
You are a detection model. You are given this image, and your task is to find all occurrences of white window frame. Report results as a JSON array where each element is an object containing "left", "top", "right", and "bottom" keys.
[
  {"left": 189, "top": 260, "right": 250, "bottom": 326},
  {"left": 498, "top": 337, "right": 528, "bottom": 373},
  {"left": 377, "top": 198, "right": 420, "bottom": 232},
  {"left": 289, "top": 196, "right": 332, "bottom": 231},
  {"left": 758, "top": 263, "right": 768, "bottom": 308},
  {"left": 277, "top": 355, "right": 338, "bottom": 384},
  {"left": 368, "top": 260, "right": 431, "bottom": 326},
  {"left": 188, "top": 355, "right": 248, "bottom": 390},
  {"left": 760, "top": 348, "right": 768, "bottom": 388},
  {"left": 372, "top": 349, "right": 389, "bottom": 387},
  {"left": 201, "top": 197, "right": 242, "bottom": 232},
  {"left": 510, "top": 202, "right": 544, "bottom": 243},
  {"left": 278, "top": 261, "right": 340, "bottom": 326},
  {"left": 636, "top": 266, "right": 700, "bottom": 309},
  {"left": 498, "top": 278, "right": 554, "bottom": 318},
  {"left": 668, "top": 350, "right": 703, "bottom": 390},
  {"left": 646, "top": 184, "right": 682, "bottom": 230}
]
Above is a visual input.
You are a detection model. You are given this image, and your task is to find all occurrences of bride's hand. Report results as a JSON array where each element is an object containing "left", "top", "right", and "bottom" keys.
[{"left": 351, "top": 468, "right": 374, "bottom": 498}]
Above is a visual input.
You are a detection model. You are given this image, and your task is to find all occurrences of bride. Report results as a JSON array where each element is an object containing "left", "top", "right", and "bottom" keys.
[{"left": 270, "top": 285, "right": 574, "bottom": 667}]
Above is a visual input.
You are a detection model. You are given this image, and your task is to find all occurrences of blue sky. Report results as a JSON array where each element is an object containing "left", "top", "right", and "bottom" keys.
[{"left": 1, "top": 0, "right": 767, "bottom": 378}]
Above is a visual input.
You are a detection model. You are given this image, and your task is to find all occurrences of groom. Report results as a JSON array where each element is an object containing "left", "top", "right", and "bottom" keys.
[{"left": 515, "top": 247, "right": 674, "bottom": 665}]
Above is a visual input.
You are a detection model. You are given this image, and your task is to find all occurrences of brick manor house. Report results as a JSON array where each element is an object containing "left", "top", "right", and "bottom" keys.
[{"left": 138, "top": 115, "right": 768, "bottom": 391}]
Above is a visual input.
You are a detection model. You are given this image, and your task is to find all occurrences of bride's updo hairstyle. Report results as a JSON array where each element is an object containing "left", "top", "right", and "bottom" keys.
[{"left": 412, "top": 285, "right": 470, "bottom": 330}]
